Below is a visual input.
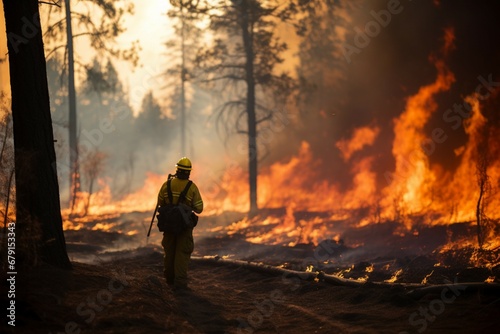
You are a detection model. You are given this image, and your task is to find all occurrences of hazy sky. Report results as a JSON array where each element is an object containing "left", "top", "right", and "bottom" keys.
[
  {"left": 113, "top": 0, "right": 173, "bottom": 113},
  {"left": 0, "top": 1, "right": 174, "bottom": 113}
]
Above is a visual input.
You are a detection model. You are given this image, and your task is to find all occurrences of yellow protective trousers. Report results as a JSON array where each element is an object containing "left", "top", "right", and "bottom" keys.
[{"left": 161, "top": 227, "right": 194, "bottom": 288}]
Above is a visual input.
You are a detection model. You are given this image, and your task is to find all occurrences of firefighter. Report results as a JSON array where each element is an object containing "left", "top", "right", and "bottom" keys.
[{"left": 157, "top": 157, "right": 203, "bottom": 290}]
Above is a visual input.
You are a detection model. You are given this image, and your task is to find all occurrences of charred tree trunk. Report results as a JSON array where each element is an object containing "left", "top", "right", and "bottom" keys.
[
  {"left": 475, "top": 153, "right": 489, "bottom": 250},
  {"left": 84, "top": 177, "right": 94, "bottom": 216},
  {"left": 240, "top": 2, "right": 258, "bottom": 214},
  {"left": 0, "top": 114, "right": 10, "bottom": 163},
  {"left": 180, "top": 4, "right": 187, "bottom": 156},
  {"left": 475, "top": 139, "right": 491, "bottom": 250},
  {"left": 476, "top": 179, "right": 485, "bottom": 249},
  {"left": 64, "top": 0, "right": 80, "bottom": 210},
  {"left": 3, "top": 0, "right": 71, "bottom": 269},
  {"left": 2, "top": 168, "right": 14, "bottom": 228}
]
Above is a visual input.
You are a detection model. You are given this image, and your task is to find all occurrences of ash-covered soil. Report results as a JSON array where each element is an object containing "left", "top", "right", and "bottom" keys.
[
  {"left": 8, "top": 249, "right": 500, "bottom": 334},
  {"left": 9, "top": 209, "right": 497, "bottom": 333},
  {"left": 64, "top": 209, "right": 500, "bottom": 284}
]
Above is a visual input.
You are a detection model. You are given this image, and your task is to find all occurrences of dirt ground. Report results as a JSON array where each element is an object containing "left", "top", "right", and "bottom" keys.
[
  {"left": 5, "top": 247, "right": 500, "bottom": 334},
  {"left": 4, "top": 210, "right": 499, "bottom": 333}
]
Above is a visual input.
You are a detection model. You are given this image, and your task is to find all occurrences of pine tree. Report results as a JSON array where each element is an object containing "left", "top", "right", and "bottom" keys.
[
  {"left": 165, "top": 0, "right": 204, "bottom": 156},
  {"left": 42, "top": 0, "right": 138, "bottom": 208},
  {"left": 195, "top": 0, "right": 296, "bottom": 213}
]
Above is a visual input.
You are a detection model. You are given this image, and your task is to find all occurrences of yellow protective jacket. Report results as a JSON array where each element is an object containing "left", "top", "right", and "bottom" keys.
[{"left": 157, "top": 177, "right": 204, "bottom": 214}]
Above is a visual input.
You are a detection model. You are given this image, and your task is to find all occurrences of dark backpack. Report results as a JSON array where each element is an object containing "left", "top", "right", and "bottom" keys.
[{"left": 156, "top": 180, "right": 197, "bottom": 234}]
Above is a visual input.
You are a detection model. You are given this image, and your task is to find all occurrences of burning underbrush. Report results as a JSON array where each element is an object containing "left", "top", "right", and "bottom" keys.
[
  {"left": 61, "top": 41, "right": 499, "bottom": 285},
  {"left": 63, "top": 206, "right": 500, "bottom": 286}
]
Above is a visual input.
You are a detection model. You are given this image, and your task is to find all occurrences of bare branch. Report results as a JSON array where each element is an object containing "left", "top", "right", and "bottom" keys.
[
  {"left": 199, "top": 75, "right": 245, "bottom": 83},
  {"left": 39, "top": 0, "right": 61, "bottom": 7},
  {"left": 45, "top": 43, "right": 67, "bottom": 59},
  {"left": 256, "top": 113, "right": 272, "bottom": 125}
]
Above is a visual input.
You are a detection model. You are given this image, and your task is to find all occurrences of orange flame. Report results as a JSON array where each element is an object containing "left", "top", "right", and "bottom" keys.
[
  {"left": 381, "top": 54, "right": 455, "bottom": 222},
  {"left": 61, "top": 28, "right": 499, "bottom": 255},
  {"left": 336, "top": 126, "right": 380, "bottom": 161}
]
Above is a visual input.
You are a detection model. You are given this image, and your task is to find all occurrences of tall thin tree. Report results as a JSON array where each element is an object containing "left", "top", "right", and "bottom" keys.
[
  {"left": 166, "top": 0, "right": 203, "bottom": 156},
  {"left": 64, "top": 0, "right": 79, "bottom": 212},
  {"left": 42, "top": 0, "right": 138, "bottom": 208},
  {"left": 195, "top": 0, "right": 296, "bottom": 213}
]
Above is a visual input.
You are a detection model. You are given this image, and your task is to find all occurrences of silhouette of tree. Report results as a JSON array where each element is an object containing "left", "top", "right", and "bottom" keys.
[
  {"left": 165, "top": 0, "right": 204, "bottom": 156},
  {"left": 2, "top": 0, "right": 71, "bottom": 269},
  {"left": 195, "top": 0, "right": 298, "bottom": 213},
  {"left": 81, "top": 149, "right": 107, "bottom": 216},
  {"left": 135, "top": 91, "right": 176, "bottom": 150},
  {"left": 41, "top": 0, "right": 138, "bottom": 208}
]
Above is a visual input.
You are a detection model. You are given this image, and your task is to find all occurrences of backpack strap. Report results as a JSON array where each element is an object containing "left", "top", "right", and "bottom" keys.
[
  {"left": 166, "top": 179, "right": 192, "bottom": 205},
  {"left": 178, "top": 181, "right": 193, "bottom": 205},
  {"left": 166, "top": 179, "right": 174, "bottom": 204}
]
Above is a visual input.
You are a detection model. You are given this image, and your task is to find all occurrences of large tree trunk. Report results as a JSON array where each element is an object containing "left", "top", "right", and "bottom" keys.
[
  {"left": 240, "top": 1, "right": 258, "bottom": 214},
  {"left": 3, "top": 0, "right": 71, "bottom": 269}
]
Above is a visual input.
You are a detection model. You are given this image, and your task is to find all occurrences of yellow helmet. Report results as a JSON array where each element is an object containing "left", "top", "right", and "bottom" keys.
[{"left": 176, "top": 157, "right": 192, "bottom": 171}]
